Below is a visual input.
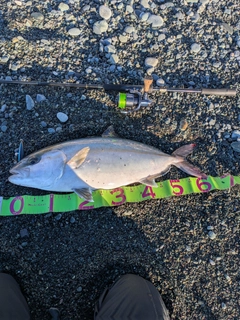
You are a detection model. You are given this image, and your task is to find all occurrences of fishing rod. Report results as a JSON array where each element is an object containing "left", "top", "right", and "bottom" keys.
[{"left": 0, "top": 77, "right": 237, "bottom": 113}]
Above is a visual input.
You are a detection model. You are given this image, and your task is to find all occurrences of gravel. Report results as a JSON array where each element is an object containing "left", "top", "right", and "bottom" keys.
[{"left": 0, "top": 0, "right": 239, "bottom": 319}]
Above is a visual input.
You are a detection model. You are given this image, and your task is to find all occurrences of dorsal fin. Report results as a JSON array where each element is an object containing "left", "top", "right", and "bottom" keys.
[
  {"left": 102, "top": 126, "right": 119, "bottom": 138},
  {"left": 67, "top": 147, "right": 90, "bottom": 169}
]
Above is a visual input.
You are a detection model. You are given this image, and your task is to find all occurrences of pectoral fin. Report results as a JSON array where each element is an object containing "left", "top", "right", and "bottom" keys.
[
  {"left": 67, "top": 147, "right": 90, "bottom": 169},
  {"left": 73, "top": 187, "right": 93, "bottom": 202}
]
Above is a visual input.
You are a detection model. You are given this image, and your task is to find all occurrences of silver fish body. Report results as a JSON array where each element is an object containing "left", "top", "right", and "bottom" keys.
[{"left": 9, "top": 129, "right": 206, "bottom": 201}]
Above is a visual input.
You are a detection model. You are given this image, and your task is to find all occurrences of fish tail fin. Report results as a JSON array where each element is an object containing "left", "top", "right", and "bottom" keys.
[
  {"left": 172, "top": 143, "right": 196, "bottom": 157},
  {"left": 172, "top": 144, "right": 207, "bottom": 179}
]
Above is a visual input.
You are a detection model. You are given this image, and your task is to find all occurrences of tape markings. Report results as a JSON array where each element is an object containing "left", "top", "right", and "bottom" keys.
[{"left": 1, "top": 175, "right": 239, "bottom": 216}]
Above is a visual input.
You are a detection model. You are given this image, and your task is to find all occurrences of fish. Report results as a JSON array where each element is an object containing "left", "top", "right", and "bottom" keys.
[{"left": 9, "top": 126, "right": 207, "bottom": 201}]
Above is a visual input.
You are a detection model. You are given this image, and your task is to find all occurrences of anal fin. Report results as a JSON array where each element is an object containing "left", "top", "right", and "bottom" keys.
[
  {"left": 139, "top": 167, "right": 171, "bottom": 187},
  {"left": 73, "top": 188, "right": 93, "bottom": 202}
]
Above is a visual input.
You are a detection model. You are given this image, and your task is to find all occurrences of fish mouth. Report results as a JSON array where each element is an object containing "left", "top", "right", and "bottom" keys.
[{"left": 9, "top": 167, "right": 30, "bottom": 177}]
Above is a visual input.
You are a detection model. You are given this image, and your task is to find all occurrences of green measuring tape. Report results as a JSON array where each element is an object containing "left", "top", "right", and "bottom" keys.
[{"left": 1, "top": 175, "right": 239, "bottom": 216}]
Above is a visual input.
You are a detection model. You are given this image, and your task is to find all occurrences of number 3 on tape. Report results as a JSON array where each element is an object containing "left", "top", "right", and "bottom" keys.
[{"left": 110, "top": 188, "right": 126, "bottom": 205}]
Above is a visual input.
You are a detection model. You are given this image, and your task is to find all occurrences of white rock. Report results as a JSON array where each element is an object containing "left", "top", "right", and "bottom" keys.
[
  {"left": 36, "top": 94, "right": 46, "bottom": 102},
  {"left": 208, "top": 231, "right": 216, "bottom": 240},
  {"left": 68, "top": 28, "right": 81, "bottom": 36},
  {"left": 147, "top": 15, "right": 164, "bottom": 28},
  {"left": 57, "top": 112, "right": 68, "bottom": 123},
  {"left": 58, "top": 2, "right": 69, "bottom": 11},
  {"left": 231, "top": 130, "right": 240, "bottom": 139},
  {"left": 146, "top": 67, "right": 154, "bottom": 75},
  {"left": 191, "top": 43, "right": 201, "bottom": 53},
  {"left": 156, "top": 78, "right": 165, "bottom": 86},
  {"left": 141, "top": 0, "right": 150, "bottom": 8},
  {"left": 124, "top": 26, "right": 136, "bottom": 34},
  {"left": 93, "top": 20, "right": 108, "bottom": 35},
  {"left": 26, "top": 95, "right": 35, "bottom": 110},
  {"left": 99, "top": 5, "right": 112, "bottom": 20},
  {"left": 145, "top": 57, "right": 158, "bottom": 67},
  {"left": 109, "top": 54, "right": 119, "bottom": 64},
  {"left": 140, "top": 12, "right": 150, "bottom": 21},
  {"left": 104, "top": 44, "right": 116, "bottom": 53},
  {"left": 31, "top": 12, "right": 44, "bottom": 20},
  {"left": 119, "top": 35, "right": 128, "bottom": 43}
]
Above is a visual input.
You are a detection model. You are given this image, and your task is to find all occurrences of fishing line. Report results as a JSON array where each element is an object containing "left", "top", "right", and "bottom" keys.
[{"left": 0, "top": 175, "right": 239, "bottom": 216}]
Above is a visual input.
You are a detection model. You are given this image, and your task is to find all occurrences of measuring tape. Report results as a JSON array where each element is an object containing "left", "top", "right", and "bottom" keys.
[{"left": 0, "top": 175, "right": 239, "bottom": 216}]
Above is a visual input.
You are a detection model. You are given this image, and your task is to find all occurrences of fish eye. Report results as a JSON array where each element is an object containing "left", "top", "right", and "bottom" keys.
[{"left": 27, "top": 156, "right": 40, "bottom": 165}]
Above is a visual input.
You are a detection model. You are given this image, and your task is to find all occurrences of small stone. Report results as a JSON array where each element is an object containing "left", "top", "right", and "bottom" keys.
[
  {"left": 68, "top": 28, "right": 81, "bottom": 36},
  {"left": 126, "top": 5, "right": 133, "bottom": 13},
  {"left": 109, "top": 54, "right": 119, "bottom": 64},
  {"left": 0, "top": 56, "right": 9, "bottom": 63},
  {"left": 209, "top": 259, "right": 215, "bottom": 266},
  {"left": 80, "top": 95, "right": 86, "bottom": 100},
  {"left": 57, "top": 112, "right": 68, "bottom": 123},
  {"left": 104, "top": 44, "right": 116, "bottom": 53},
  {"left": 36, "top": 94, "right": 46, "bottom": 102},
  {"left": 145, "top": 57, "right": 158, "bottom": 68},
  {"left": 140, "top": 12, "right": 150, "bottom": 22},
  {"left": 156, "top": 78, "right": 165, "bottom": 86},
  {"left": 158, "top": 34, "right": 166, "bottom": 41},
  {"left": 93, "top": 20, "right": 108, "bottom": 35},
  {"left": 146, "top": 67, "right": 154, "bottom": 75},
  {"left": 225, "top": 274, "right": 231, "bottom": 282},
  {"left": 141, "top": 0, "right": 150, "bottom": 8},
  {"left": 99, "top": 5, "right": 112, "bottom": 20},
  {"left": 9, "top": 63, "right": 20, "bottom": 71},
  {"left": 221, "top": 302, "right": 227, "bottom": 310},
  {"left": 26, "top": 95, "right": 35, "bottom": 110},
  {"left": 48, "top": 128, "right": 55, "bottom": 134},
  {"left": 31, "top": 12, "right": 44, "bottom": 20},
  {"left": 231, "top": 130, "right": 240, "bottom": 139},
  {"left": 212, "top": 61, "right": 221, "bottom": 68},
  {"left": 179, "top": 119, "right": 188, "bottom": 131},
  {"left": 58, "top": 2, "right": 69, "bottom": 11},
  {"left": 40, "top": 121, "right": 47, "bottom": 127},
  {"left": 1, "top": 125, "right": 7, "bottom": 132},
  {"left": 119, "top": 35, "right": 128, "bottom": 43},
  {"left": 147, "top": 15, "right": 164, "bottom": 28},
  {"left": 1, "top": 104, "right": 7, "bottom": 112},
  {"left": 191, "top": 43, "right": 201, "bottom": 53},
  {"left": 55, "top": 213, "right": 62, "bottom": 220},
  {"left": 231, "top": 141, "right": 240, "bottom": 152},
  {"left": 77, "top": 286, "right": 82, "bottom": 292},
  {"left": 221, "top": 23, "right": 233, "bottom": 34},
  {"left": 209, "top": 118, "right": 216, "bottom": 126},
  {"left": 208, "top": 231, "right": 217, "bottom": 240},
  {"left": 124, "top": 26, "right": 136, "bottom": 34},
  {"left": 70, "top": 217, "right": 76, "bottom": 223},
  {"left": 20, "top": 228, "right": 29, "bottom": 238},
  {"left": 207, "top": 226, "right": 214, "bottom": 230}
]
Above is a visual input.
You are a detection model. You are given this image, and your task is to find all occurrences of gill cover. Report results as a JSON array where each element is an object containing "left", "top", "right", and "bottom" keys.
[{"left": 9, "top": 149, "right": 67, "bottom": 189}]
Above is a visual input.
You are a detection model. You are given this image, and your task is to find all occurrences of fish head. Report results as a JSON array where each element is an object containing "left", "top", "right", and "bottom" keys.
[{"left": 8, "top": 148, "right": 67, "bottom": 190}]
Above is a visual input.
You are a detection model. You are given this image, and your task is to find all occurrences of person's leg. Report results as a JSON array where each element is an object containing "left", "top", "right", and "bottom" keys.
[
  {"left": 95, "top": 274, "right": 170, "bottom": 320},
  {"left": 0, "top": 273, "right": 30, "bottom": 320}
]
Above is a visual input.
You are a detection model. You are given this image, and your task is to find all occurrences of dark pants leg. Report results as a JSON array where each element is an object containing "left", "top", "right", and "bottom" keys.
[
  {"left": 0, "top": 273, "right": 30, "bottom": 320},
  {"left": 94, "top": 274, "right": 170, "bottom": 320}
]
